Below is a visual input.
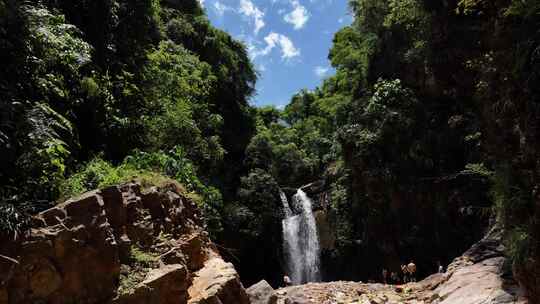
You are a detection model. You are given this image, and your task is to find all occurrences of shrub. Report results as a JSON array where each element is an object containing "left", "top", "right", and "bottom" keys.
[
  {"left": 61, "top": 146, "right": 224, "bottom": 236},
  {"left": 118, "top": 246, "right": 160, "bottom": 295},
  {"left": 59, "top": 157, "right": 169, "bottom": 200},
  {"left": 506, "top": 228, "right": 530, "bottom": 265}
]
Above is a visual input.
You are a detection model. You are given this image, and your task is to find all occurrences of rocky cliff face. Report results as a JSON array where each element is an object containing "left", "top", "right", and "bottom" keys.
[{"left": 0, "top": 182, "right": 249, "bottom": 304}]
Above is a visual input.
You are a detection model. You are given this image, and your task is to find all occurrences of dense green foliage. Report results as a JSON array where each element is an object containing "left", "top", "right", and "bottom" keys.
[
  {"left": 0, "top": 0, "right": 255, "bottom": 237},
  {"left": 60, "top": 149, "right": 224, "bottom": 235}
]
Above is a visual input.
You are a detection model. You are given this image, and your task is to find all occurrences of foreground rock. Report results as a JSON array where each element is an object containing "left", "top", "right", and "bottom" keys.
[
  {"left": 188, "top": 258, "right": 249, "bottom": 304},
  {"left": 0, "top": 182, "right": 248, "bottom": 304},
  {"left": 275, "top": 227, "right": 528, "bottom": 304},
  {"left": 246, "top": 280, "right": 277, "bottom": 304}
]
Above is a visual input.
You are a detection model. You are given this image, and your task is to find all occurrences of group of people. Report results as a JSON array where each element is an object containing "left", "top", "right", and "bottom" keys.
[
  {"left": 382, "top": 260, "right": 445, "bottom": 285},
  {"left": 382, "top": 260, "right": 417, "bottom": 285},
  {"left": 282, "top": 260, "right": 446, "bottom": 287}
]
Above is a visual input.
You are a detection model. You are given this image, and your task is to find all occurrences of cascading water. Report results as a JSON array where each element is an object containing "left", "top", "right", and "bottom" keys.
[
  {"left": 281, "top": 189, "right": 321, "bottom": 284},
  {"left": 281, "top": 191, "right": 302, "bottom": 283}
]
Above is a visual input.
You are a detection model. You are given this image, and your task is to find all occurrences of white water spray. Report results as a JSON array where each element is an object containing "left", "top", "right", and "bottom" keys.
[{"left": 281, "top": 189, "right": 321, "bottom": 284}]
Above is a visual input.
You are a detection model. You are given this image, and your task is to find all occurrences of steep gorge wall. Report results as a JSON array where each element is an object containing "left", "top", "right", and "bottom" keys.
[{"left": 0, "top": 182, "right": 249, "bottom": 304}]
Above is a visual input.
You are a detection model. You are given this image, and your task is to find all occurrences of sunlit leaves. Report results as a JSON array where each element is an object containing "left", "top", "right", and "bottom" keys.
[
  {"left": 143, "top": 40, "right": 214, "bottom": 106},
  {"left": 141, "top": 40, "right": 223, "bottom": 167},
  {"left": 338, "top": 79, "right": 418, "bottom": 167},
  {"left": 15, "top": 103, "right": 74, "bottom": 199},
  {"left": 384, "top": 0, "right": 427, "bottom": 30},
  {"left": 24, "top": 5, "right": 92, "bottom": 102},
  {"left": 329, "top": 26, "right": 372, "bottom": 89}
]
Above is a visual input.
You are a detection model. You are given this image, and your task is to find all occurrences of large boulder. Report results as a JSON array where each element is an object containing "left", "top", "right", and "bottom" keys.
[
  {"left": 431, "top": 226, "right": 527, "bottom": 304},
  {"left": 188, "top": 258, "right": 250, "bottom": 304},
  {"left": 3, "top": 191, "right": 121, "bottom": 303},
  {"left": 246, "top": 280, "right": 277, "bottom": 304},
  {"left": 299, "top": 181, "right": 326, "bottom": 196},
  {"left": 434, "top": 257, "right": 525, "bottom": 304},
  {"left": 113, "top": 264, "right": 190, "bottom": 304}
]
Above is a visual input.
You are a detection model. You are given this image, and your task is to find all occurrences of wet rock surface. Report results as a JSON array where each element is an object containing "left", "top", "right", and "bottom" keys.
[{"left": 0, "top": 182, "right": 247, "bottom": 304}]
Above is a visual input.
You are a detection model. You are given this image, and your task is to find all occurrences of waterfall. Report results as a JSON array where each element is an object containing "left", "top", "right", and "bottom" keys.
[
  {"left": 281, "top": 191, "right": 302, "bottom": 283},
  {"left": 281, "top": 189, "right": 321, "bottom": 284},
  {"left": 280, "top": 191, "right": 293, "bottom": 218}
]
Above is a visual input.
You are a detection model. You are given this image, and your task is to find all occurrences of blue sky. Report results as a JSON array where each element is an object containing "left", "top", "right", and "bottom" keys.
[{"left": 201, "top": 0, "right": 353, "bottom": 108}]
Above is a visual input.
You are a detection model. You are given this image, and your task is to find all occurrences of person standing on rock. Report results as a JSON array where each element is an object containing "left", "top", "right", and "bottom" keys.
[
  {"left": 391, "top": 271, "right": 399, "bottom": 284},
  {"left": 382, "top": 268, "right": 389, "bottom": 284},
  {"left": 401, "top": 264, "right": 409, "bottom": 283},
  {"left": 438, "top": 261, "right": 444, "bottom": 274},
  {"left": 407, "top": 261, "right": 417, "bottom": 282},
  {"left": 283, "top": 274, "right": 292, "bottom": 287}
]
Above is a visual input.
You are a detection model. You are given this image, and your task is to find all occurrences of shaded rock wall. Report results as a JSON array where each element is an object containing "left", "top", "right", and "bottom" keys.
[
  {"left": 314, "top": 210, "right": 336, "bottom": 252},
  {"left": 293, "top": 176, "right": 491, "bottom": 283},
  {"left": 0, "top": 182, "right": 248, "bottom": 304}
]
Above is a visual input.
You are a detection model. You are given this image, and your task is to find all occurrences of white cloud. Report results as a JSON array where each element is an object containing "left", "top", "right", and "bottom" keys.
[
  {"left": 280, "top": 38, "right": 301, "bottom": 58},
  {"left": 239, "top": 0, "right": 265, "bottom": 35},
  {"left": 245, "top": 40, "right": 260, "bottom": 59},
  {"left": 249, "top": 32, "right": 300, "bottom": 60},
  {"left": 314, "top": 66, "right": 329, "bottom": 78},
  {"left": 213, "top": 1, "right": 232, "bottom": 16},
  {"left": 284, "top": 0, "right": 309, "bottom": 30},
  {"left": 277, "top": 104, "right": 286, "bottom": 110},
  {"left": 198, "top": 0, "right": 205, "bottom": 7},
  {"left": 264, "top": 32, "right": 301, "bottom": 59}
]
